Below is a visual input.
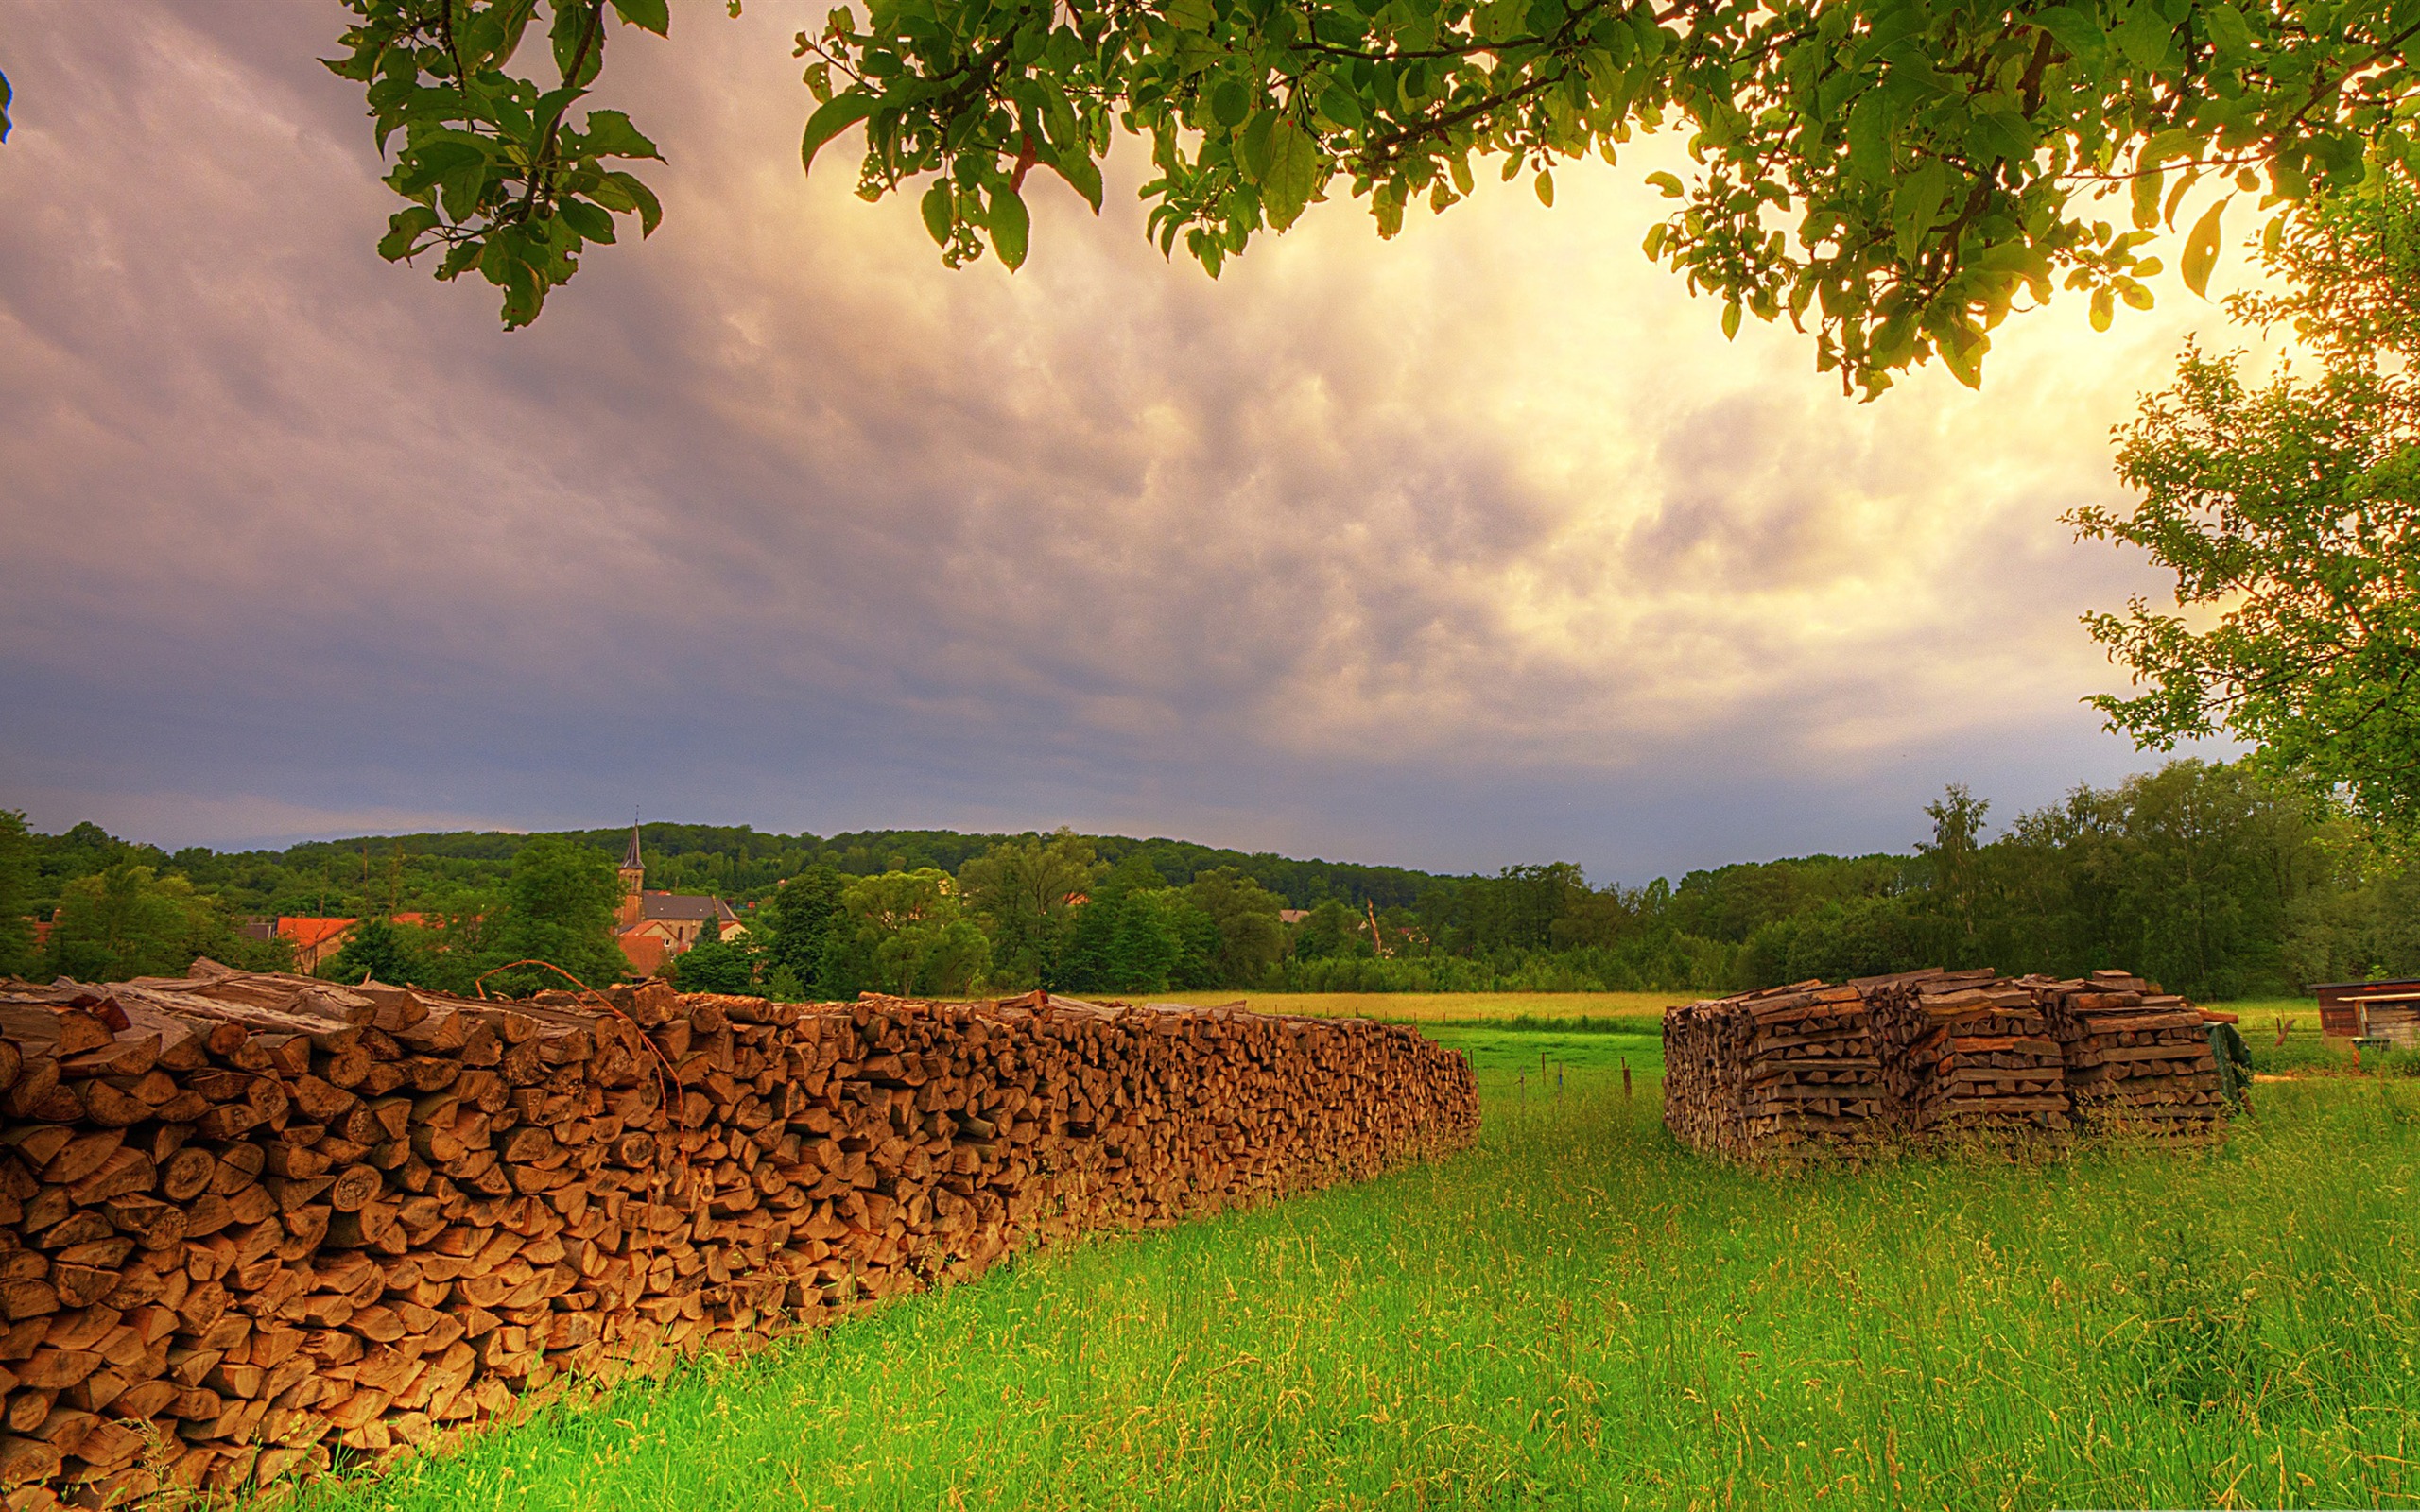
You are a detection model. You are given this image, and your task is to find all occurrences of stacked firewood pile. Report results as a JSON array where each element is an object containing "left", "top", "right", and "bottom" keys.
[
  {"left": 2037, "top": 971, "right": 2225, "bottom": 1135},
  {"left": 1668, "top": 966, "right": 2231, "bottom": 1160},
  {"left": 1859, "top": 971, "right": 2072, "bottom": 1136},
  {"left": 0, "top": 965, "right": 1477, "bottom": 1507},
  {"left": 1661, "top": 981, "right": 1891, "bottom": 1160}
]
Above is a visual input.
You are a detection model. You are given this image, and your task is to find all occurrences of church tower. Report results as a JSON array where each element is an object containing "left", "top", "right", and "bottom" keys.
[{"left": 617, "top": 821, "right": 646, "bottom": 929}]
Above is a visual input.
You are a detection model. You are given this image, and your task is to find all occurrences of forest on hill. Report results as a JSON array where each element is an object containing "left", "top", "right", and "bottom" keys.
[{"left": 2, "top": 757, "right": 2415, "bottom": 1001}]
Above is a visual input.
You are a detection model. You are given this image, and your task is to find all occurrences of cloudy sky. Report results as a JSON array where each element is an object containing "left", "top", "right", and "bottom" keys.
[{"left": 0, "top": 1, "right": 2250, "bottom": 880}]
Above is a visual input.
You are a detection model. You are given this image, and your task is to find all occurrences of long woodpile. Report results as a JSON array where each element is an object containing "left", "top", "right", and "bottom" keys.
[
  {"left": 2037, "top": 970, "right": 2226, "bottom": 1136},
  {"left": 1660, "top": 981, "right": 1890, "bottom": 1160},
  {"left": 1666, "top": 966, "right": 2227, "bottom": 1160},
  {"left": 0, "top": 964, "right": 1477, "bottom": 1507}
]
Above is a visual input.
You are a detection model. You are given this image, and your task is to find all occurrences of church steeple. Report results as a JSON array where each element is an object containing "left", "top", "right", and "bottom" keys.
[{"left": 616, "top": 817, "right": 646, "bottom": 928}]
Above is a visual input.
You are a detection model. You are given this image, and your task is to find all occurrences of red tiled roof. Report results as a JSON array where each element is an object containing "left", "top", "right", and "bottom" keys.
[
  {"left": 278, "top": 917, "right": 359, "bottom": 949},
  {"left": 617, "top": 930, "right": 667, "bottom": 976}
]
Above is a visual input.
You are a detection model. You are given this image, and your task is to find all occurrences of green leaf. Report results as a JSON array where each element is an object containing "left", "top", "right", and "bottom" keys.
[
  {"left": 1166, "top": 0, "right": 1214, "bottom": 33},
  {"left": 1212, "top": 79, "right": 1250, "bottom": 129},
  {"left": 605, "top": 171, "right": 663, "bottom": 235},
  {"left": 1720, "top": 300, "right": 1741, "bottom": 339},
  {"left": 2141, "top": 128, "right": 2203, "bottom": 167},
  {"left": 1535, "top": 168, "right": 1553, "bottom": 208},
  {"left": 2203, "top": 3, "right": 2252, "bottom": 54},
  {"left": 561, "top": 198, "right": 618, "bottom": 243},
  {"left": 1642, "top": 222, "right": 1668, "bottom": 259},
  {"left": 377, "top": 205, "right": 443, "bottom": 262},
  {"left": 1317, "top": 83, "right": 1362, "bottom": 129},
  {"left": 1048, "top": 152, "right": 1105, "bottom": 214},
  {"left": 580, "top": 108, "right": 662, "bottom": 160},
  {"left": 609, "top": 0, "right": 672, "bottom": 34},
  {"left": 2114, "top": 8, "right": 2174, "bottom": 70},
  {"left": 2132, "top": 168, "right": 2165, "bottom": 229},
  {"left": 1892, "top": 158, "right": 1948, "bottom": 262},
  {"left": 990, "top": 186, "right": 1030, "bottom": 269},
  {"left": 1260, "top": 118, "right": 1320, "bottom": 231},
  {"left": 1845, "top": 95, "right": 1891, "bottom": 181},
  {"left": 922, "top": 180, "right": 955, "bottom": 247},
  {"left": 1240, "top": 109, "right": 1277, "bottom": 181},
  {"left": 2090, "top": 286, "right": 2115, "bottom": 332},
  {"left": 440, "top": 164, "right": 491, "bottom": 223},
  {"left": 395, "top": 139, "right": 488, "bottom": 197},
  {"left": 1645, "top": 170, "right": 1684, "bottom": 198},
  {"left": 2032, "top": 8, "right": 2105, "bottom": 66},
  {"left": 1971, "top": 111, "right": 2032, "bottom": 164},
  {"left": 1940, "top": 328, "right": 1986, "bottom": 389},
  {"left": 2181, "top": 198, "right": 2224, "bottom": 297},
  {"left": 802, "top": 94, "right": 875, "bottom": 176}
]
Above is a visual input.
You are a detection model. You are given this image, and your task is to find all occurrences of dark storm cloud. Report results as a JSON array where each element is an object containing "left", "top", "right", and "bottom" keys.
[{"left": 0, "top": 0, "right": 2226, "bottom": 879}]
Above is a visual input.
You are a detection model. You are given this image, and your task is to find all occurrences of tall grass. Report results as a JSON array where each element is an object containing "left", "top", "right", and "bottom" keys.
[{"left": 302, "top": 1067, "right": 2420, "bottom": 1512}]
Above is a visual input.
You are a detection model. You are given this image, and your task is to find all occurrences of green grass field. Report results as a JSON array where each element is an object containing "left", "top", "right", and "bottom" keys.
[
  {"left": 300, "top": 1024, "right": 2420, "bottom": 1512},
  {"left": 1139, "top": 990, "right": 1695, "bottom": 1024}
]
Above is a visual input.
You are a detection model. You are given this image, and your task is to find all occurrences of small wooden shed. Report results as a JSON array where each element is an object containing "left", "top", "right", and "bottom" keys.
[{"left": 2310, "top": 979, "right": 2420, "bottom": 1046}]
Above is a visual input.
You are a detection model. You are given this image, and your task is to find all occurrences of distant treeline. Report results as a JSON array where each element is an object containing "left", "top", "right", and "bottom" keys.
[
  {"left": 0, "top": 820, "right": 1442, "bottom": 927},
  {"left": 4, "top": 757, "right": 2415, "bottom": 1000}
]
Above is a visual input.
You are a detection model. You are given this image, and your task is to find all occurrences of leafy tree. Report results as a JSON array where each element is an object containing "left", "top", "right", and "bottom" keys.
[
  {"left": 45, "top": 866, "right": 221, "bottom": 981},
  {"left": 766, "top": 865, "right": 847, "bottom": 998},
  {"left": 1739, "top": 893, "right": 1929, "bottom": 987},
  {"left": 0, "top": 811, "right": 33, "bottom": 978},
  {"left": 958, "top": 829, "right": 1107, "bottom": 988},
  {"left": 839, "top": 868, "right": 992, "bottom": 996},
  {"left": 670, "top": 935, "right": 759, "bottom": 993},
  {"left": 1181, "top": 866, "right": 1284, "bottom": 985},
  {"left": 322, "top": 916, "right": 428, "bottom": 986},
  {"left": 2078, "top": 180, "right": 2420, "bottom": 833},
  {"left": 1918, "top": 782, "right": 1991, "bottom": 954},
  {"left": 313, "top": 0, "right": 2420, "bottom": 389},
  {"left": 480, "top": 833, "right": 629, "bottom": 993},
  {"left": 1288, "top": 898, "right": 1368, "bottom": 962},
  {"left": 1058, "top": 885, "right": 1217, "bottom": 993}
]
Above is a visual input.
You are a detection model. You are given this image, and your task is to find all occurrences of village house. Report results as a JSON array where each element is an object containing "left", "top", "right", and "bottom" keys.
[{"left": 275, "top": 912, "right": 435, "bottom": 972}]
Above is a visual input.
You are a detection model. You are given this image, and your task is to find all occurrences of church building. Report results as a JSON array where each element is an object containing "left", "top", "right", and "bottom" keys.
[{"left": 612, "top": 824, "right": 744, "bottom": 977}]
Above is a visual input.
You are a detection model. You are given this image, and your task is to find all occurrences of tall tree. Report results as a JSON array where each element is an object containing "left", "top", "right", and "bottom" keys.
[
  {"left": 480, "top": 834, "right": 629, "bottom": 993},
  {"left": 669, "top": 935, "right": 758, "bottom": 993},
  {"left": 42, "top": 866, "right": 248, "bottom": 982},
  {"left": 323, "top": 917, "right": 428, "bottom": 987},
  {"left": 2078, "top": 179, "right": 2420, "bottom": 833},
  {"left": 766, "top": 865, "right": 848, "bottom": 998},
  {"left": 957, "top": 830, "right": 1107, "bottom": 988},
  {"left": 1919, "top": 782, "right": 1991, "bottom": 958},
  {"left": 1182, "top": 867, "right": 1284, "bottom": 986},
  {"left": 838, "top": 869, "right": 991, "bottom": 996},
  {"left": 0, "top": 811, "right": 32, "bottom": 979},
  {"left": 316, "top": 0, "right": 2420, "bottom": 390}
]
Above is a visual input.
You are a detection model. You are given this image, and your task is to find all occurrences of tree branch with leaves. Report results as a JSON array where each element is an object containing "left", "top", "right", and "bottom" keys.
[
  {"left": 0, "top": 2, "right": 2403, "bottom": 384},
  {"left": 2075, "top": 178, "right": 2420, "bottom": 834}
]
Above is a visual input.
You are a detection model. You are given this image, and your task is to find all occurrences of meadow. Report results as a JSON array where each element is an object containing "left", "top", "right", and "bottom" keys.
[
  {"left": 296, "top": 1009, "right": 2420, "bottom": 1512},
  {"left": 1139, "top": 989, "right": 1691, "bottom": 1025}
]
